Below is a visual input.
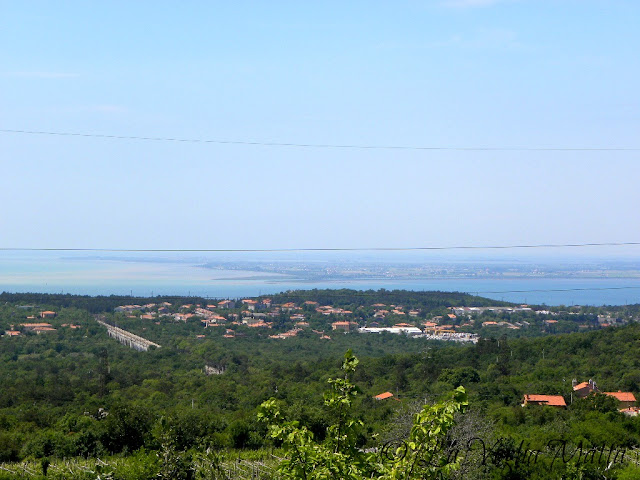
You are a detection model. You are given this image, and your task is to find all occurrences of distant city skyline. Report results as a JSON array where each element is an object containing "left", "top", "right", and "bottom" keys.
[{"left": 1, "top": 1, "right": 639, "bottom": 257}]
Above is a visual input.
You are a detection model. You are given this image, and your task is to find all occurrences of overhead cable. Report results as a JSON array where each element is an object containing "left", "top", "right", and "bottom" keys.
[
  {"left": 1, "top": 129, "right": 639, "bottom": 151},
  {"left": 1, "top": 242, "right": 639, "bottom": 253}
]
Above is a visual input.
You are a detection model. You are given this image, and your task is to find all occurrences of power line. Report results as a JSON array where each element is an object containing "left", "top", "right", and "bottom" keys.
[
  {"left": 216, "top": 286, "right": 640, "bottom": 303},
  {"left": 2, "top": 244, "right": 637, "bottom": 300},
  {"left": 1, "top": 242, "right": 639, "bottom": 253},
  {"left": 1, "top": 128, "right": 639, "bottom": 151},
  {"left": 2, "top": 285, "right": 637, "bottom": 300},
  {"left": 274, "top": 285, "right": 640, "bottom": 296},
  {"left": 473, "top": 286, "right": 640, "bottom": 295}
]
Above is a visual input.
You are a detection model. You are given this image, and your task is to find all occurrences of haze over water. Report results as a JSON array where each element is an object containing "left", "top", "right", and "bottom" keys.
[{"left": 1, "top": 252, "right": 638, "bottom": 306}]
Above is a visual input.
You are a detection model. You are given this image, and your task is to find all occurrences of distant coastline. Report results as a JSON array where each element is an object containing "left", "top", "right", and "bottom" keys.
[{"left": 0, "top": 253, "right": 638, "bottom": 306}]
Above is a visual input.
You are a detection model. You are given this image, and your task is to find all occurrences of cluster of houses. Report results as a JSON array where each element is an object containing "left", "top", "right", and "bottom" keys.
[
  {"left": 2, "top": 310, "right": 80, "bottom": 337},
  {"left": 451, "top": 306, "right": 552, "bottom": 330},
  {"left": 453, "top": 306, "right": 630, "bottom": 330},
  {"left": 350, "top": 323, "right": 479, "bottom": 343},
  {"left": 452, "top": 306, "right": 534, "bottom": 316},
  {"left": 355, "top": 305, "right": 478, "bottom": 342},
  {"left": 522, "top": 379, "right": 638, "bottom": 415},
  {"left": 373, "top": 379, "right": 639, "bottom": 413},
  {"left": 112, "top": 298, "right": 627, "bottom": 342},
  {"left": 111, "top": 299, "right": 486, "bottom": 342},
  {"left": 114, "top": 299, "right": 330, "bottom": 340}
]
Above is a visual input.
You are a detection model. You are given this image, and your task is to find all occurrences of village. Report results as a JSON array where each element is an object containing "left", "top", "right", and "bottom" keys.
[
  {"left": 3, "top": 294, "right": 632, "bottom": 344},
  {"left": 4, "top": 297, "right": 637, "bottom": 416},
  {"left": 112, "top": 298, "right": 487, "bottom": 342},
  {"left": 104, "top": 296, "right": 633, "bottom": 343},
  {"left": 1, "top": 309, "right": 81, "bottom": 337}
]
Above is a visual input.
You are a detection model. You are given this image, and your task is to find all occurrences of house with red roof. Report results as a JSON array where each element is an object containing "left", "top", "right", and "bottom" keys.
[
  {"left": 22, "top": 322, "right": 55, "bottom": 330},
  {"left": 522, "top": 394, "right": 566, "bottom": 408},
  {"left": 620, "top": 407, "right": 640, "bottom": 417},
  {"left": 242, "top": 299, "right": 258, "bottom": 311},
  {"left": 331, "top": 321, "right": 358, "bottom": 332},
  {"left": 260, "top": 298, "right": 272, "bottom": 308},
  {"left": 572, "top": 379, "right": 598, "bottom": 399},
  {"left": 604, "top": 391, "right": 637, "bottom": 409},
  {"left": 374, "top": 392, "right": 395, "bottom": 401},
  {"left": 281, "top": 302, "right": 299, "bottom": 312}
]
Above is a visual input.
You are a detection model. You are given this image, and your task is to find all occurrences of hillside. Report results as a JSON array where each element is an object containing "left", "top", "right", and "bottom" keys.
[{"left": 1, "top": 290, "right": 640, "bottom": 478}]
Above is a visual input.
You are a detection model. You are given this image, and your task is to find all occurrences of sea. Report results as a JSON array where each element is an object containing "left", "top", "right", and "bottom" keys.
[{"left": 0, "top": 252, "right": 638, "bottom": 306}]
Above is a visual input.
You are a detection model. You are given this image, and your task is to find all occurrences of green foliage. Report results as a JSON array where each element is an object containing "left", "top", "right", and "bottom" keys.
[
  {"left": 191, "top": 448, "right": 229, "bottom": 480},
  {"left": 101, "top": 404, "right": 154, "bottom": 454},
  {"left": 572, "top": 394, "right": 620, "bottom": 415},
  {"left": 379, "top": 387, "right": 468, "bottom": 479},
  {"left": 438, "top": 367, "right": 481, "bottom": 387},
  {"left": 258, "top": 350, "right": 372, "bottom": 479},
  {"left": 155, "top": 418, "right": 192, "bottom": 480},
  {"left": 2, "top": 291, "right": 640, "bottom": 479},
  {"left": 258, "top": 351, "right": 469, "bottom": 479}
]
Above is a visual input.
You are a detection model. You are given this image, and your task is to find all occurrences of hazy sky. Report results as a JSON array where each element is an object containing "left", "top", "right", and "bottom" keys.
[{"left": 1, "top": 1, "right": 639, "bottom": 255}]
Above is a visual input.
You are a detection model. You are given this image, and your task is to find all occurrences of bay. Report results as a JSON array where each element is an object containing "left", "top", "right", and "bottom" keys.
[{"left": 0, "top": 253, "right": 638, "bottom": 306}]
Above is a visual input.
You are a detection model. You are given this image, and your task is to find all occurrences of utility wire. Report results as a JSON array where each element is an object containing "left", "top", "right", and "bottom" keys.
[
  {"left": 3, "top": 287, "right": 636, "bottom": 300},
  {"left": 234, "top": 286, "right": 640, "bottom": 298},
  {"left": 2, "top": 245, "right": 637, "bottom": 299},
  {"left": 471, "top": 286, "right": 640, "bottom": 295},
  {"left": 181, "top": 286, "right": 640, "bottom": 303},
  {"left": 2, "top": 128, "right": 639, "bottom": 151},
  {"left": 1, "top": 242, "right": 639, "bottom": 253}
]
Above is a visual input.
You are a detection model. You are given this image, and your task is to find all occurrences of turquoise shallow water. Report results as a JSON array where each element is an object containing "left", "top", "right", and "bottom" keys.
[{"left": 0, "top": 254, "right": 638, "bottom": 306}]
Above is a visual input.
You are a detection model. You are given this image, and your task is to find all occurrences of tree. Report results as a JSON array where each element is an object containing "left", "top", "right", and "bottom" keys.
[{"left": 258, "top": 350, "right": 469, "bottom": 480}]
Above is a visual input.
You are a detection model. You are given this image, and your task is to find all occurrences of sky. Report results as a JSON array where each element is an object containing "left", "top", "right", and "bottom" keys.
[{"left": 1, "top": 0, "right": 639, "bottom": 257}]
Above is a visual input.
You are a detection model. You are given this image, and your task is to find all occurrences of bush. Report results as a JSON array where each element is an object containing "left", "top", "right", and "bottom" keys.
[{"left": 258, "top": 350, "right": 469, "bottom": 479}]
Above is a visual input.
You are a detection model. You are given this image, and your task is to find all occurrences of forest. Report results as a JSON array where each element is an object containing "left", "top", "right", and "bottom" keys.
[{"left": 1, "top": 290, "right": 640, "bottom": 479}]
